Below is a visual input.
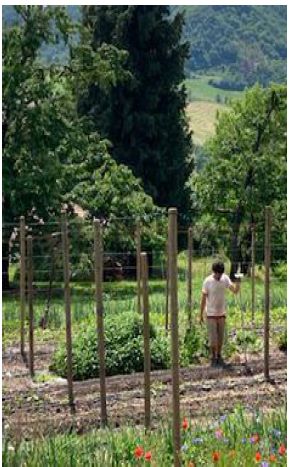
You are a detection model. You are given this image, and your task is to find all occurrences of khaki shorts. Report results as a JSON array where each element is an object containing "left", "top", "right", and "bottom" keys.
[{"left": 207, "top": 316, "right": 225, "bottom": 347}]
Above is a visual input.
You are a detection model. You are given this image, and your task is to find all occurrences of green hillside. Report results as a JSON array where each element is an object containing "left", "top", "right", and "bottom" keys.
[
  {"left": 3, "top": 5, "right": 286, "bottom": 88},
  {"left": 177, "top": 5, "right": 286, "bottom": 89}
]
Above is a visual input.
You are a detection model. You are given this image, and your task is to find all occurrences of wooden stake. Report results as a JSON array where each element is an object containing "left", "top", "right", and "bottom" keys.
[
  {"left": 27, "top": 236, "right": 34, "bottom": 377},
  {"left": 251, "top": 224, "right": 256, "bottom": 324},
  {"left": 135, "top": 221, "right": 141, "bottom": 313},
  {"left": 168, "top": 208, "right": 180, "bottom": 466},
  {"left": 61, "top": 211, "right": 75, "bottom": 412},
  {"left": 264, "top": 206, "right": 271, "bottom": 382},
  {"left": 141, "top": 252, "right": 151, "bottom": 430},
  {"left": 187, "top": 227, "right": 193, "bottom": 329},
  {"left": 94, "top": 219, "right": 107, "bottom": 426},
  {"left": 20, "top": 216, "right": 26, "bottom": 358},
  {"left": 165, "top": 237, "right": 169, "bottom": 332}
]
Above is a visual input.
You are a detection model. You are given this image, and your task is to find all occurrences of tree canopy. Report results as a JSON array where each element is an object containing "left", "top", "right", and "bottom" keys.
[
  {"left": 78, "top": 6, "right": 193, "bottom": 217},
  {"left": 190, "top": 84, "right": 286, "bottom": 276},
  {"left": 2, "top": 6, "right": 164, "bottom": 288},
  {"left": 2, "top": 6, "right": 286, "bottom": 287}
]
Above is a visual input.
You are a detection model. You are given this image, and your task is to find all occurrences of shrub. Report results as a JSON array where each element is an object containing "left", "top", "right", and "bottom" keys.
[
  {"left": 50, "top": 313, "right": 170, "bottom": 380},
  {"left": 272, "top": 262, "right": 287, "bottom": 281}
]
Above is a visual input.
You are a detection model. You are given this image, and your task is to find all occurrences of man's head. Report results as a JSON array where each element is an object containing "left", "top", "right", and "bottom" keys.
[{"left": 212, "top": 261, "right": 224, "bottom": 280}]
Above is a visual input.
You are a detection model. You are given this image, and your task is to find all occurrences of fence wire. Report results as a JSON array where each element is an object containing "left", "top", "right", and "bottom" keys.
[{"left": 2, "top": 216, "right": 286, "bottom": 372}]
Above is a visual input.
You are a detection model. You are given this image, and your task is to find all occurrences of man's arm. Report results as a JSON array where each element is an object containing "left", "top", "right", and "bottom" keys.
[
  {"left": 229, "top": 280, "right": 240, "bottom": 295},
  {"left": 200, "top": 292, "right": 207, "bottom": 323}
]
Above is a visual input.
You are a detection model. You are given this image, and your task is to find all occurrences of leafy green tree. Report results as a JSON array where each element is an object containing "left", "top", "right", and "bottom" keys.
[
  {"left": 2, "top": 7, "right": 126, "bottom": 287},
  {"left": 63, "top": 36, "right": 166, "bottom": 276},
  {"left": 2, "top": 6, "right": 74, "bottom": 288},
  {"left": 65, "top": 133, "right": 166, "bottom": 280},
  {"left": 3, "top": 7, "right": 164, "bottom": 287},
  {"left": 190, "top": 84, "right": 286, "bottom": 277},
  {"left": 78, "top": 6, "right": 193, "bottom": 216}
]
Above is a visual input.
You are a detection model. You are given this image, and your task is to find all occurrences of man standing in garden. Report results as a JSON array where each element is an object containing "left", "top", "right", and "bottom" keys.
[{"left": 200, "top": 261, "right": 240, "bottom": 367}]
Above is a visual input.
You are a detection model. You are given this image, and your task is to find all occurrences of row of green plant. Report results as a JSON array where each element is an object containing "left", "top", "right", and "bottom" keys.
[
  {"left": 50, "top": 313, "right": 170, "bottom": 380},
  {"left": 3, "top": 405, "right": 287, "bottom": 466},
  {"left": 50, "top": 307, "right": 280, "bottom": 381},
  {"left": 3, "top": 275, "right": 286, "bottom": 368}
]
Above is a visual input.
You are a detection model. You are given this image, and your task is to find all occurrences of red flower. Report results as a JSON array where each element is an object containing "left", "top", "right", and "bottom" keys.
[
  {"left": 278, "top": 443, "right": 286, "bottom": 455},
  {"left": 212, "top": 451, "right": 220, "bottom": 462},
  {"left": 134, "top": 446, "right": 144, "bottom": 459},
  {"left": 145, "top": 451, "right": 152, "bottom": 462},
  {"left": 255, "top": 452, "right": 262, "bottom": 462},
  {"left": 182, "top": 418, "right": 189, "bottom": 430},
  {"left": 269, "top": 454, "right": 277, "bottom": 462}
]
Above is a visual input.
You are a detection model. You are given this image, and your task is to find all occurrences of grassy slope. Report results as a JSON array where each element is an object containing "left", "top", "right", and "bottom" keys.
[
  {"left": 186, "top": 101, "right": 226, "bottom": 145},
  {"left": 185, "top": 75, "right": 244, "bottom": 144}
]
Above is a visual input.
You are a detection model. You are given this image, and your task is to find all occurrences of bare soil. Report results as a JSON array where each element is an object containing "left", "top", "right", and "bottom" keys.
[{"left": 3, "top": 343, "right": 286, "bottom": 441}]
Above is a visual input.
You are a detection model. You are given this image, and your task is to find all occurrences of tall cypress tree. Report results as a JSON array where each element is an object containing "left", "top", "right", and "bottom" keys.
[{"left": 79, "top": 6, "right": 193, "bottom": 216}]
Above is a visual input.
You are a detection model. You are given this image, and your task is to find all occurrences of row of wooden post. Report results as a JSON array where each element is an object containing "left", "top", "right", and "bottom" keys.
[{"left": 19, "top": 206, "right": 272, "bottom": 465}]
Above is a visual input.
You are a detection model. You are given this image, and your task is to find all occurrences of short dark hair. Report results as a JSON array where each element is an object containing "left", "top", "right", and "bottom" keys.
[{"left": 212, "top": 261, "right": 224, "bottom": 274}]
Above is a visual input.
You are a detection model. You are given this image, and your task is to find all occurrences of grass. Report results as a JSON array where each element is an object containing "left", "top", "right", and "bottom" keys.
[
  {"left": 185, "top": 75, "right": 244, "bottom": 103},
  {"left": 186, "top": 100, "right": 228, "bottom": 145},
  {"left": 3, "top": 255, "right": 286, "bottom": 362},
  {"left": 3, "top": 406, "right": 287, "bottom": 466},
  {"left": 184, "top": 74, "right": 245, "bottom": 144}
]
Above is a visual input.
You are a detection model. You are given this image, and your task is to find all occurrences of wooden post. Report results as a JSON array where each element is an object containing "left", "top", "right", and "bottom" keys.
[
  {"left": 27, "top": 236, "right": 34, "bottom": 378},
  {"left": 264, "top": 206, "right": 271, "bottom": 381},
  {"left": 141, "top": 252, "right": 151, "bottom": 429},
  {"left": 251, "top": 224, "right": 256, "bottom": 324},
  {"left": 61, "top": 211, "right": 75, "bottom": 412},
  {"left": 20, "top": 216, "right": 26, "bottom": 358},
  {"left": 168, "top": 208, "right": 180, "bottom": 467},
  {"left": 165, "top": 237, "right": 169, "bottom": 332},
  {"left": 187, "top": 227, "right": 193, "bottom": 329},
  {"left": 135, "top": 221, "right": 142, "bottom": 313},
  {"left": 94, "top": 219, "right": 107, "bottom": 426},
  {"left": 41, "top": 237, "right": 57, "bottom": 328}
]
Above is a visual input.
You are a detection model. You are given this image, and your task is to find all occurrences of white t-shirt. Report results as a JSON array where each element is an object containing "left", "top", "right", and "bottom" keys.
[{"left": 202, "top": 274, "right": 232, "bottom": 317}]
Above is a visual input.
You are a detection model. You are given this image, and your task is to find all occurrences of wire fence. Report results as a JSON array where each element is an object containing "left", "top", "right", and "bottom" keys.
[
  {"left": 2, "top": 208, "right": 287, "bottom": 459},
  {"left": 3, "top": 210, "right": 286, "bottom": 334}
]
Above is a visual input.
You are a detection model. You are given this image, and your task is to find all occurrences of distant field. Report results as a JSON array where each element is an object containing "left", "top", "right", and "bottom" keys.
[
  {"left": 186, "top": 100, "right": 229, "bottom": 145},
  {"left": 184, "top": 75, "right": 244, "bottom": 144},
  {"left": 185, "top": 75, "right": 244, "bottom": 103}
]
